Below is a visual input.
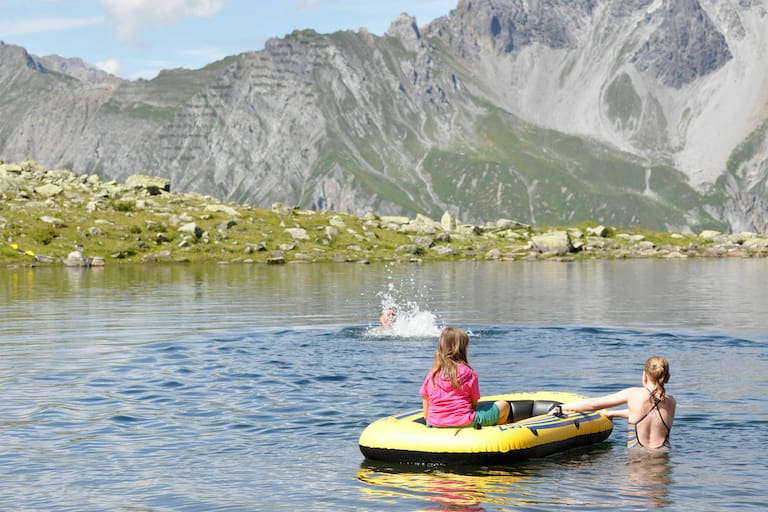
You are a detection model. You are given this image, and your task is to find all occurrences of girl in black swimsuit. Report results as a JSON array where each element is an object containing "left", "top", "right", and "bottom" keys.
[
  {"left": 628, "top": 389, "right": 672, "bottom": 448},
  {"left": 553, "top": 356, "right": 676, "bottom": 450}
]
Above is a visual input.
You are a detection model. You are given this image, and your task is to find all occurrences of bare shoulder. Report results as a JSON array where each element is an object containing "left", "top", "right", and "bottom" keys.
[
  {"left": 665, "top": 394, "right": 677, "bottom": 409},
  {"left": 625, "top": 386, "right": 647, "bottom": 399},
  {"left": 624, "top": 387, "right": 650, "bottom": 407}
]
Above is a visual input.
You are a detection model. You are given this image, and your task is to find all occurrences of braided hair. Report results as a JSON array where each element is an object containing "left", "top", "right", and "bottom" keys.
[{"left": 645, "top": 356, "right": 670, "bottom": 401}]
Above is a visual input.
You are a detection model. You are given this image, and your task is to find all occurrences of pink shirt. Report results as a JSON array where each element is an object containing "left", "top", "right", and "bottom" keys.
[{"left": 419, "top": 363, "right": 480, "bottom": 427}]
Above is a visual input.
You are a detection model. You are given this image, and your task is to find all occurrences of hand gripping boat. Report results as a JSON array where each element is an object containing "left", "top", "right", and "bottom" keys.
[{"left": 359, "top": 392, "right": 613, "bottom": 465}]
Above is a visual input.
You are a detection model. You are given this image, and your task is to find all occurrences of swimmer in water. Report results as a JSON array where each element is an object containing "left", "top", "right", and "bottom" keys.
[{"left": 379, "top": 308, "right": 395, "bottom": 328}]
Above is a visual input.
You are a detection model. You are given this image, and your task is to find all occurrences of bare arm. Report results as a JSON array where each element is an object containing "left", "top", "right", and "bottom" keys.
[
  {"left": 422, "top": 397, "right": 429, "bottom": 418},
  {"left": 560, "top": 389, "right": 630, "bottom": 413},
  {"left": 605, "top": 408, "right": 628, "bottom": 419}
]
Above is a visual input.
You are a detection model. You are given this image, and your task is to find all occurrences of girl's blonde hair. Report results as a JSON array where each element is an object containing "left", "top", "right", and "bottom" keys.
[
  {"left": 430, "top": 327, "right": 471, "bottom": 389},
  {"left": 645, "top": 356, "right": 670, "bottom": 400}
]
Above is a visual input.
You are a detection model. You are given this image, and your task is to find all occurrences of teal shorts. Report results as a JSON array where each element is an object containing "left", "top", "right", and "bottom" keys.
[{"left": 473, "top": 403, "right": 500, "bottom": 427}]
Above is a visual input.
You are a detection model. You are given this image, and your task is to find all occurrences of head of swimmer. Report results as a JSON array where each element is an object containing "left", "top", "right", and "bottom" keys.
[{"left": 379, "top": 308, "right": 395, "bottom": 328}]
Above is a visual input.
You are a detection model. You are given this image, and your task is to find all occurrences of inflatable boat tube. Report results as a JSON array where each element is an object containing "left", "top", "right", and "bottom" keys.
[{"left": 359, "top": 391, "right": 613, "bottom": 465}]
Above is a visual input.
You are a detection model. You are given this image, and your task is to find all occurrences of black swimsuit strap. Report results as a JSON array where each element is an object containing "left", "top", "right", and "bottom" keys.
[
  {"left": 633, "top": 395, "right": 671, "bottom": 443},
  {"left": 655, "top": 402, "right": 672, "bottom": 436},
  {"left": 634, "top": 396, "right": 663, "bottom": 426}
]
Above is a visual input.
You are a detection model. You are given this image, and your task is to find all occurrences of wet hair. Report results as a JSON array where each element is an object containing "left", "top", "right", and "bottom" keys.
[
  {"left": 645, "top": 356, "right": 670, "bottom": 400},
  {"left": 430, "top": 327, "right": 471, "bottom": 389}
]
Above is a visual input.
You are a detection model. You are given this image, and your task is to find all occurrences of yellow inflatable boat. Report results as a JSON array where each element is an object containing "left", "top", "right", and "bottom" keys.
[{"left": 359, "top": 391, "right": 613, "bottom": 465}]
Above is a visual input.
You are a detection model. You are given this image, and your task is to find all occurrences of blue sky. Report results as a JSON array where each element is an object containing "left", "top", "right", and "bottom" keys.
[{"left": 0, "top": 0, "right": 457, "bottom": 80}]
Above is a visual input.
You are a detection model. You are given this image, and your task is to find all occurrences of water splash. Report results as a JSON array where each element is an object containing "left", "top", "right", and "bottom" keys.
[
  {"left": 368, "top": 305, "right": 442, "bottom": 338},
  {"left": 366, "top": 265, "right": 442, "bottom": 338}
]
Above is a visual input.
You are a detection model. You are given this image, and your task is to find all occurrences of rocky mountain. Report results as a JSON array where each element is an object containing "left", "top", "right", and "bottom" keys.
[{"left": 1, "top": 0, "right": 767, "bottom": 233}]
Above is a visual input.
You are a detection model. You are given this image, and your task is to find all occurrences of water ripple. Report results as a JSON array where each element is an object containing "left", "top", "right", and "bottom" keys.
[{"left": 2, "top": 261, "right": 767, "bottom": 510}]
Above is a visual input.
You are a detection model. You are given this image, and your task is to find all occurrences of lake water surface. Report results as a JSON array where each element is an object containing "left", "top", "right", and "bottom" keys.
[{"left": 1, "top": 259, "right": 766, "bottom": 510}]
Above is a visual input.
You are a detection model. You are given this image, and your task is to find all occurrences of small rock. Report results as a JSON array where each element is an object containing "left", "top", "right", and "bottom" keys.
[
  {"left": 325, "top": 226, "right": 339, "bottom": 240},
  {"left": 40, "top": 215, "right": 65, "bottom": 226},
  {"left": 433, "top": 246, "right": 457, "bottom": 256},
  {"left": 35, "top": 183, "right": 63, "bottom": 198},
  {"left": 178, "top": 222, "right": 203, "bottom": 238},
  {"left": 125, "top": 175, "right": 170, "bottom": 195},
  {"left": 485, "top": 248, "right": 502, "bottom": 259},
  {"left": 441, "top": 211, "right": 457, "bottom": 231},
  {"left": 285, "top": 228, "right": 310, "bottom": 240},
  {"left": 699, "top": 230, "right": 721, "bottom": 240},
  {"left": 380, "top": 215, "right": 410, "bottom": 226},
  {"left": 408, "top": 236, "right": 435, "bottom": 248},
  {"left": 63, "top": 250, "right": 89, "bottom": 267},
  {"left": 396, "top": 244, "right": 424, "bottom": 255},
  {"left": 495, "top": 219, "right": 525, "bottom": 230},
  {"left": 743, "top": 238, "right": 768, "bottom": 250},
  {"left": 205, "top": 204, "right": 240, "bottom": 217},
  {"left": 636, "top": 241, "right": 656, "bottom": 251},
  {"left": 587, "top": 225, "right": 609, "bottom": 237},
  {"left": 217, "top": 219, "right": 237, "bottom": 231},
  {"left": 271, "top": 202, "right": 293, "bottom": 216}
]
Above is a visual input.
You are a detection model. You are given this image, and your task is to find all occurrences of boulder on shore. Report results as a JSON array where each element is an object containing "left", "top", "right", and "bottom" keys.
[
  {"left": 125, "top": 175, "right": 171, "bottom": 195},
  {"left": 531, "top": 231, "right": 574, "bottom": 255}
]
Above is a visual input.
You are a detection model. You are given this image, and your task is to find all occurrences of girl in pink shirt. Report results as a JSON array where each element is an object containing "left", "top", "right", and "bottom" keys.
[{"left": 420, "top": 327, "right": 510, "bottom": 427}]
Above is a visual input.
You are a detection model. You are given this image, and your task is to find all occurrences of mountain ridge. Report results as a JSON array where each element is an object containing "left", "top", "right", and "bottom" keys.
[{"left": 1, "top": 0, "right": 766, "bottom": 233}]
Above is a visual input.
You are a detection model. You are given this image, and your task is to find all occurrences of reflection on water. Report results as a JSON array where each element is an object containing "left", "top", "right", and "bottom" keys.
[
  {"left": 3, "top": 260, "right": 767, "bottom": 338},
  {"left": 357, "top": 444, "right": 670, "bottom": 510},
  {"left": 623, "top": 449, "right": 673, "bottom": 509},
  {"left": 358, "top": 463, "right": 532, "bottom": 510}
]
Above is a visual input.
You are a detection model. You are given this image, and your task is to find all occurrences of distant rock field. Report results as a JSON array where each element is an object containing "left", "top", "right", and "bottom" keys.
[{"left": 1, "top": 161, "right": 766, "bottom": 267}]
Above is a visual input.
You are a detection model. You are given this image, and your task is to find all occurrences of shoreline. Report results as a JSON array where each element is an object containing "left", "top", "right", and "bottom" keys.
[{"left": 2, "top": 160, "right": 767, "bottom": 267}]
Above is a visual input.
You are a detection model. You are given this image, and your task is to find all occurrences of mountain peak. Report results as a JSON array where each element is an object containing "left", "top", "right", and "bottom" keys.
[
  {"left": 38, "top": 54, "right": 120, "bottom": 84},
  {"left": 0, "top": 41, "right": 45, "bottom": 73},
  {"left": 387, "top": 13, "right": 421, "bottom": 39}
]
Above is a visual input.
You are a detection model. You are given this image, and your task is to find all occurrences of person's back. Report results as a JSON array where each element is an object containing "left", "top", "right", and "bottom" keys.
[
  {"left": 626, "top": 386, "right": 676, "bottom": 449},
  {"left": 422, "top": 361, "right": 478, "bottom": 427},
  {"left": 555, "top": 355, "right": 676, "bottom": 450},
  {"left": 420, "top": 327, "right": 510, "bottom": 428}
]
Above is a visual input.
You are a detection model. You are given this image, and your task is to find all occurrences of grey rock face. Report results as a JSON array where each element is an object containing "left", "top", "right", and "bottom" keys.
[
  {"left": 632, "top": 0, "right": 732, "bottom": 88},
  {"left": 429, "top": 0, "right": 596, "bottom": 55},
  {"left": 37, "top": 54, "right": 119, "bottom": 84},
  {"left": 609, "top": 0, "right": 655, "bottom": 18},
  {"left": 387, "top": 13, "right": 422, "bottom": 52}
]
